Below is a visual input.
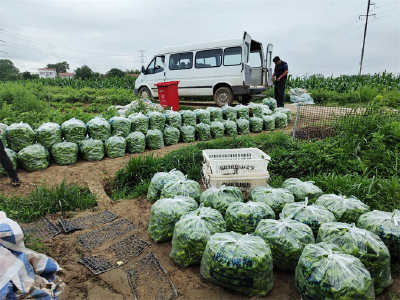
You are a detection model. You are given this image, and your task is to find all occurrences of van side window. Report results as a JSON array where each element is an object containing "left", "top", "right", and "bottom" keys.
[
  {"left": 169, "top": 52, "right": 193, "bottom": 70},
  {"left": 244, "top": 43, "right": 249, "bottom": 63},
  {"left": 224, "top": 47, "right": 242, "bottom": 66},
  {"left": 249, "top": 52, "right": 262, "bottom": 68},
  {"left": 195, "top": 49, "right": 222, "bottom": 68},
  {"left": 154, "top": 56, "right": 165, "bottom": 74}
]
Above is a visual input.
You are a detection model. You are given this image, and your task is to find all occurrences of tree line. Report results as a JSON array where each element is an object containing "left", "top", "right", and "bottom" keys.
[{"left": 0, "top": 59, "right": 141, "bottom": 81}]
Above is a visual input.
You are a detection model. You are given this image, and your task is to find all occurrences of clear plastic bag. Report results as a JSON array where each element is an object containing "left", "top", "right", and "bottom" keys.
[
  {"left": 148, "top": 196, "right": 199, "bottom": 242},
  {"left": 249, "top": 117, "right": 263, "bottom": 133},
  {"left": 249, "top": 186, "right": 295, "bottom": 215},
  {"left": 207, "top": 107, "right": 223, "bottom": 122},
  {"left": 108, "top": 116, "right": 131, "bottom": 137},
  {"left": 61, "top": 118, "right": 87, "bottom": 143},
  {"left": 148, "top": 111, "right": 166, "bottom": 131},
  {"left": 281, "top": 178, "right": 323, "bottom": 203},
  {"left": 315, "top": 194, "right": 370, "bottom": 223},
  {"left": 317, "top": 223, "right": 392, "bottom": 295},
  {"left": 195, "top": 123, "right": 211, "bottom": 141},
  {"left": 295, "top": 242, "right": 374, "bottom": 300},
  {"left": 222, "top": 104, "right": 237, "bottom": 120},
  {"left": 236, "top": 118, "right": 250, "bottom": 135},
  {"left": 262, "top": 97, "right": 277, "bottom": 111},
  {"left": 262, "top": 115, "right": 275, "bottom": 131},
  {"left": 254, "top": 215, "right": 315, "bottom": 270},
  {"left": 225, "top": 201, "right": 275, "bottom": 233},
  {"left": 261, "top": 105, "right": 273, "bottom": 116},
  {"left": 147, "top": 169, "right": 185, "bottom": 202},
  {"left": 224, "top": 119, "right": 237, "bottom": 137},
  {"left": 86, "top": 117, "right": 111, "bottom": 141},
  {"left": 0, "top": 123, "right": 8, "bottom": 147},
  {"left": 128, "top": 111, "right": 149, "bottom": 134},
  {"left": 170, "top": 205, "right": 226, "bottom": 267},
  {"left": 17, "top": 144, "right": 50, "bottom": 172},
  {"left": 0, "top": 148, "right": 17, "bottom": 175},
  {"left": 180, "top": 124, "right": 195, "bottom": 143},
  {"left": 79, "top": 139, "right": 104, "bottom": 161},
  {"left": 180, "top": 110, "right": 196, "bottom": 127},
  {"left": 146, "top": 129, "right": 164, "bottom": 150},
  {"left": 194, "top": 109, "right": 211, "bottom": 125},
  {"left": 51, "top": 141, "right": 79, "bottom": 165},
  {"left": 281, "top": 108, "right": 292, "bottom": 123},
  {"left": 281, "top": 198, "right": 337, "bottom": 235},
  {"left": 274, "top": 112, "right": 288, "bottom": 129},
  {"left": 357, "top": 209, "right": 400, "bottom": 260},
  {"left": 163, "top": 126, "right": 180, "bottom": 146},
  {"left": 248, "top": 103, "right": 263, "bottom": 118},
  {"left": 35, "top": 122, "right": 62, "bottom": 150},
  {"left": 235, "top": 104, "right": 250, "bottom": 120},
  {"left": 6, "top": 122, "right": 35, "bottom": 152},
  {"left": 199, "top": 185, "right": 244, "bottom": 217},
  {"left": 210, "top": 121, "right": 224, "bottom": 139},
  {"left": 160, "top": 176, "right": 202, "bottom": 203},
  {"left": 105, "top": 136, "right": 126, "bottom": 158},
  {"left": 164, "top": 110, "right": 182, "bottom": 130},
  {"left": 126, "top": 131, "right": 145, "bottom": 153},
  {"left": 200, "top": 232, "right": 274, "bottom": 296}
]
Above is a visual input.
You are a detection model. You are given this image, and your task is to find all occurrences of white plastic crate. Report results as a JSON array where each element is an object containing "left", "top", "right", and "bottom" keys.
[
  {"left": 202, "top": 148, "right": 271, "bottom": 176},
  {"left": 202, "top": 166, "right": 270, "bottom": 199}
]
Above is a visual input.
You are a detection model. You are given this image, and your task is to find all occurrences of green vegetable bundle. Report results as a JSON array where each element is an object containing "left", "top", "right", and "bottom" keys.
[
  {"left": 236, "top": 118, "right": 250, "bottom": 135},
  {"left": 262, "top": 97, "right": 277, "bottom": 111},
  {"left": 195, "top": 123, "right": 211, "bottom": 141},
  {"left": 109, "top": 116, "right": 131, "bottom": 137},
  {"left": 164, "top": 110, "right": 182, "bottom": 130},
  {"left": 295, "top": 242, "right": 375, "bottom": 300},
  {"left": 254, "top": 216, "right": 315, "bottom": 270},
  {"left": 248, "top": 103, "right": 263, "bottom": 118},
  {"left": 0, "top": 123, "right": 8, "bottom": 147},
  {"left": 86, "top": 117, "right": 111, "bottom": 141},
  {"left": 261, "top": 105, "right": 273, "bottom": 116},
  {"left": 194, "top": 109, "right": 211, "bottom": 125},
  {"left": 206, "top": 107, "right": 223, "bottom": 122},
  {"left": 210, "top": 121, "right": 224, "bottom": 139},
  {"left": 225, "top": 201, "right": 275, "bottom": 233},
  {"left": 0, "top": 148, "right": 17, "bottom": 175},
  {"left": 163, "top": 126, "right": 180, "bottom": 146},
  {"left": 161, "top": 177, "right": 202, "bottom": 203},
  {"left": 180, "top": 110, "right": 196, "bottom": 127},
  {"left": 6, "top": 122, "right": 35, "bottom": 152},
  {"left": 18, "top": 144, "right": 50, "bottom": 172},
  {"left": 274, "top": 112, "right": 288, "bottom": 129},
  {"left": 61, "top": 118, "right": 87, "bottom": 143},
  {"left": 357, "top": 209, "right": 400, "bottom": 260},
  {"left": 148, "top": 111, "right": 165, "bottom": 131},
  {"left": 224, "top": 119, "right": 237, "bottom": 137},
  {"left": 222, "top": 104, "right": 237, "bottom": 120},
  {"left": 199, "top": 185, "right": 244, "bottom": 216},
  {"left": 35, "top": 122, "right": 62, "bottom": 150},
  {"left": 180, "top": 124, "right": 195, "bottom": 143},
  {"left": 146, "top": 129, "right": 164, "bottom": 150},
  {"left": 79, "top": 139, "right": 104, "bottom": 161},
  {"left": 249, "top": 186, "right": 295, "bottom": 215},
  {"left": 147, "top": 169, "right": 185, "bottom": 202},
  {"left": 105, "top": 136, "right": 126, "bottom": 158},
  {"left": 281, "top": 108, "right": 292, "bottom": 122},
  {"left": 51, "top": 142, "right": 79, "bottom": 165},
  {"left": 200, "top": 232, "right": 274, "bottom": 296},
  {"left": 148, "top": 196, "right": 199, "bottom": 242},
  {"left": 128, "top": 112, "right": 148, "bottom": 134},
  {"left": 315, "top": 194, "right": 370, "bottom": 223},
  {"left": 126, "top": 131, "right": 145, "bottom": 153},
  {"left": 281, "top": 178, "right": 323, "bottom": 202},
  {"left": 170, "top": 206, "right": 226, "bottom": 267},
  {"left": 281, "top": 198, "right": 337, "bottom": 235},
  {"left": 317, "top": 223, "right": 392, "bottom": 295},
  {"left": 235, "top": 104, "right": 249, "bottom": 120},
  {"left": 249, "top": 117, "right": 263, "bottom": 133},
  {"left": 262, "top": 115, "right": 275, "bottom": 131}
]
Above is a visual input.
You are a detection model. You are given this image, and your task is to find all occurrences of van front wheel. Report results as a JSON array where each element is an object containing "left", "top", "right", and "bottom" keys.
[
  {"left": 214, "top": 87, "right": 234, "bottom": 107},
  {"left": 139, "top": 87, "right": 152, "bottom": 99}
]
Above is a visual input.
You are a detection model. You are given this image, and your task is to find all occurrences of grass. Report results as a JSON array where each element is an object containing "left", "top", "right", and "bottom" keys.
[
  {"left": 0, "top": 178, "right": 97, "bottom": 223},
  {"left": 23, "top": 234, "right": 47, "bottom": 254}
]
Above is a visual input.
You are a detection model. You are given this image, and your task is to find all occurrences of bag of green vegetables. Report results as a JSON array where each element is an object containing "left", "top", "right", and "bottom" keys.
[
  {"left": 147, "top": 169, "right": 185, "bottom": 202},
  {"left": 51, "top": 141, "right": 79, "bottom": 165},
  {"left": 18, "top": 144, "right": 50, "bottom": 172},
  {"left": 248, "top": 186, "right": 295, "bottom": 215},
  {"left": 61, "top": 118, "right": 87, "bottom": 143},
  {"left": 199, "top": 185, "right": 244, "bottom": 216},
  {"left": 6, "top": 122, "right": 35, "bottom": 152},
  {"left": 160, "top": 176, "right": 202, "bottom": 203},
  {"left": 126, "top": 131, "right": 145, "bottom": 153},
  {"left": 281, "top": 178, "right": 323, "bottom": 203},
  {"left": 104, "top": 136, "right": 126, "bottom": 158},
  {"left": 35, "top": 122, "right": 62, "bottom": 149},
  {"left": 86, "top": 117, "right": 111, "bottom": 141}
]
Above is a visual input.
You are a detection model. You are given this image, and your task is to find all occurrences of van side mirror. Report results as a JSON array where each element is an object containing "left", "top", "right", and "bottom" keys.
[{"left": 141, "top": 66, "right": 146, "bottom": 74}]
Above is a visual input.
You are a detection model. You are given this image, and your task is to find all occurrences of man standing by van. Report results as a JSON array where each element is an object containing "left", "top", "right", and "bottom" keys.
[{"left": 271, "top": 56, "right": 289, "bottom": 108}]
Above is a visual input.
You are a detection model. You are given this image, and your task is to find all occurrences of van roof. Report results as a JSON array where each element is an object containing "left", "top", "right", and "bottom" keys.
[{"left": 157, "top": 38, "right": 243, "bottom": 55}]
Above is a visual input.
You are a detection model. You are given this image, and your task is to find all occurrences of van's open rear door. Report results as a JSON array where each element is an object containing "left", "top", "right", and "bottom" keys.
[
  {"left": 243, "top": 32, "right": 252, "bottom": 86},
  {"left": 265, "top": 43, "right": 274, "bottom": 86}
]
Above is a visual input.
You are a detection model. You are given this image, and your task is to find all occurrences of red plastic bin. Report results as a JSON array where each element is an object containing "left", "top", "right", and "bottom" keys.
[{"left": 154, "top": 81, "right": 180, "bottom": 111}]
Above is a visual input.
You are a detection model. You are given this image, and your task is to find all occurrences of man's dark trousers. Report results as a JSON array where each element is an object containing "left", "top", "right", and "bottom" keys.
[
  {"left": 274, "top": 77, "right": 287, "bottom": 108},
  {"left": 0, "top": 140, "right": 18, "bottom": 180}
]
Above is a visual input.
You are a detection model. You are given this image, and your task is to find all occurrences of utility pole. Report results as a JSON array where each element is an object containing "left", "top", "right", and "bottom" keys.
[
  {"left": 359, "top": 0, "right": 376, "bottom": 75},
  {"left": 138, "top": 50, "right": 146, "bottom": 69}
]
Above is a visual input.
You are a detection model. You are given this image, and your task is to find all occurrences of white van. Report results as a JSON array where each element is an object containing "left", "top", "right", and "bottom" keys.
[{"left": 134, "top": 32, "right": 273, "bottom": 106}]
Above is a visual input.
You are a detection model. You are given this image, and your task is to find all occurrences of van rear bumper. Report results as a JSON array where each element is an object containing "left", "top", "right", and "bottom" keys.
[{"left": 231, "top": 86, "right": 266, "bottom": 95}]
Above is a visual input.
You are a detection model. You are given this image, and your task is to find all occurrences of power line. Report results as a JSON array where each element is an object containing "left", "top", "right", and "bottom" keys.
[{"left": 359, "top": 0, "right": 375, "bottom": 75}]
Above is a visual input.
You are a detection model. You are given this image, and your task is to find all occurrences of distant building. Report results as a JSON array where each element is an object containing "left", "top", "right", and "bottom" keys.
[
  {"left": 58, "top": 72, "right": 74, "bottom": 79},
  {"left": 39, "top": 68, "right": 57, "bottom": 79}
]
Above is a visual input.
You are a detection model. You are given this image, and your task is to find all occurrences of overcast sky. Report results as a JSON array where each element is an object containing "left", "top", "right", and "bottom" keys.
[{"left": 1, "top": 0, "right": 399, "bottom": 77}]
